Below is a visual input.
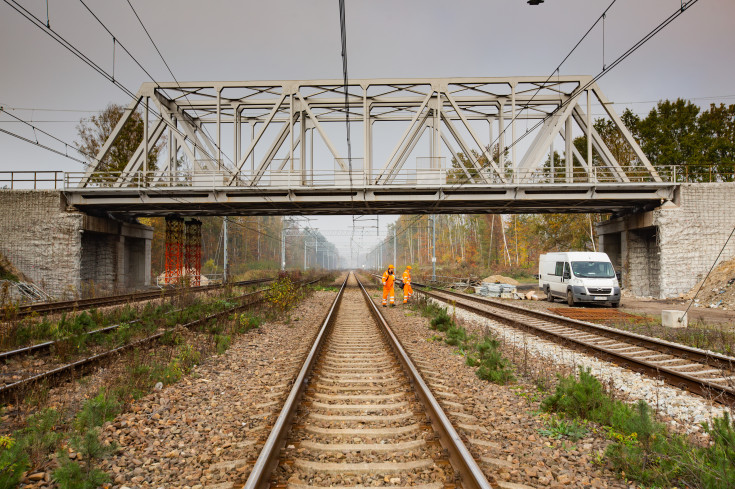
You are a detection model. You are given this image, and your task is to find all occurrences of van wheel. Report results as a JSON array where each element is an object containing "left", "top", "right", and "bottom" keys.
[
  {"left": 546, "top": 289, "right": 554, "bottom": 302},
  {"left": 611, "top": 301, "right": 620, "bottom": 308},
  {"left": 567, "top": 290, "right": 575, "bottom": 307}
]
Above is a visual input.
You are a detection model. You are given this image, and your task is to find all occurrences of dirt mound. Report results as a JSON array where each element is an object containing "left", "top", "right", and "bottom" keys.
[
  {"left": 685, "top": 256, "right": 735, "bottom": 309},
  {"left": 0, "top": 251, "right": 27, "bottom": 282},
  {"left": 482, "top": 274, "right": 520, "bottom": 286}
]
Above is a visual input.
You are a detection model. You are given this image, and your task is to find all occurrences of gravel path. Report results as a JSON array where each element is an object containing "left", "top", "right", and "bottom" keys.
[{"left": 95, "top": 290, "right": 337, "bottom": 489}]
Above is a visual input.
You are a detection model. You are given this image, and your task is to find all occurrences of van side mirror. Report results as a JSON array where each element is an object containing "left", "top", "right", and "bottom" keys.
[
  {"left": 616, "top": 271, "right": 622, "bottom": 282},
  {"left": 533, "top": 274, "right": 540, "bottom": 280},
  {"left": 563, "top": 271, "right": 571, "bottom": 280}
]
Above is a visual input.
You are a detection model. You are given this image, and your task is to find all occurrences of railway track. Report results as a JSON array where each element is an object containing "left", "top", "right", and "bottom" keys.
[
  {"left": 0, "top": 279, "right": 319, "bottom": 404},
  {"left": 415, "top": 285, "right": 735, "bottom": 406},
  {"left": 246, "top": 272, "right": 492, "bottom": 489},
  {"left": 9, "top": 277, "right": 274, "bottom": 319}
]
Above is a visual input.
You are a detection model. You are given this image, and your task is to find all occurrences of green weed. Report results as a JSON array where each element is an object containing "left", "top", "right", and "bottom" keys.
[
  {"left": 538, "top": 414, "right": 588, "bottom": 441},
  {"left": 238, "top": 312, "right": 263, "bottom": 333},
  {"left": 541, "top": 367, "right": 735, "bottom": 488},
  {"left": 215, "top": 334, "right": 231, "bottom": 354}
]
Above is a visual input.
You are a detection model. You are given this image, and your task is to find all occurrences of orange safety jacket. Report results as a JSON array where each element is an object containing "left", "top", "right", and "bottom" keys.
[
  {"left": 402, "top": 270, "right": 411, "bottom": 285},
  {"left": 382, "top": 270, "right": 395, "bottom": 288}
]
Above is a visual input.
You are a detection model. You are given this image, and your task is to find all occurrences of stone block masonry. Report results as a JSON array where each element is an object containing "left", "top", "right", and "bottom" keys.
[
  {"left": 598, "top": 183, "right": 735, "bottom": 299},
  {"left": 0, "top": 190, "right": 83, "bottom": 298},
  {"left": 0, "top": 190, "right": 152, "bottom": 299},
  {"left": 655, "top": 183, "right": 735, "bottom": 298}
]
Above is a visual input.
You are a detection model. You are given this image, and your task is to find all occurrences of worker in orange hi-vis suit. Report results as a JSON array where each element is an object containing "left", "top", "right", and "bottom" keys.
[
  {"left": 381, "top": 264, "right": 396, "bottom": 307},
  {"left": 402, "top": 265, "right": 413, "bottom": 304}
]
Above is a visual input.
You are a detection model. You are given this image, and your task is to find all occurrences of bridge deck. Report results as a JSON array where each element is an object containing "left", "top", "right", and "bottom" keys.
[{"left": 64, "top": 183, "right": 677, "bottom": 217}]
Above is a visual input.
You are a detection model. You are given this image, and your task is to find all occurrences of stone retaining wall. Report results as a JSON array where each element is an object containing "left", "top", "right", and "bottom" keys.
[
  {"left": 599, "top": 182, "right": 735, "bottom": 298},
  {"left": 0, "top": 190, "right": 83, "bottom": 298},
  {"left": 0, "top": 190, "right": 152, "bottom": 299}
]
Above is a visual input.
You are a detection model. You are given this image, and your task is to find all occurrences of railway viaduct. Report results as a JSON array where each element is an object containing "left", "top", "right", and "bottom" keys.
[{"left": 1, "top": 77, "right": 733, "bottom": 299}]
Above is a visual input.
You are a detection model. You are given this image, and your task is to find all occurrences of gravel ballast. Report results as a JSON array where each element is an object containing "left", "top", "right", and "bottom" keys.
[
  {"left": 370, "top": 286, "right": 641, "bottom": 489},
  {"left": 95, "top": 290, "right": 337, "bottom": 489}
]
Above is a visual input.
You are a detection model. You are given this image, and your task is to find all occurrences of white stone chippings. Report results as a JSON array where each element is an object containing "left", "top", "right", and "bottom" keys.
[{"left": 431, "top": 297, "right": 731, "bottom": 435}]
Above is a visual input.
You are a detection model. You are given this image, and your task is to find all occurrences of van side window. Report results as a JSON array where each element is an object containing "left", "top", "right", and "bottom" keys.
[
  {"left": 554, "top": 262, "right": 564, "bottom": 276},
  {"left": 564, "top": 262, "right": 571, "bottom": 276}
]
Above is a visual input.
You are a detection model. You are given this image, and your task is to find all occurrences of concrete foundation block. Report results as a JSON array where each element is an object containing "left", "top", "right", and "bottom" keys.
[{"left": 662, "top": 310, "right": 687, "bottom": 328}]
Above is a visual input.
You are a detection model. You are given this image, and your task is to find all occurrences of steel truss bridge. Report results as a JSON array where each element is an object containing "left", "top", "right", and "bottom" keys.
[{"left": 65, "top": 77, "right": 677, "bottom": 217}]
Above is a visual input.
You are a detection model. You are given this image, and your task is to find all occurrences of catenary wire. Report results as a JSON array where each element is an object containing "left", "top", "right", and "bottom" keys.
[
  {"left": 0, "top": 127, "right": 86, "bottom": 165},
  {"left": 122, "top": 0, "right": 236, "bottom": 170},
  {"left": 2, "top": 0, "right": 230, "bottom": 171},
  {"left": 446, "top": 0, "right": 700, "bottom": 193},
  {"left": 0, "top": 107, "right": 100, "bottom": 163}
]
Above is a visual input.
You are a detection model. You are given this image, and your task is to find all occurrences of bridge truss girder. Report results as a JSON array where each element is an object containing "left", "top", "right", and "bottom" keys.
[{"left": 77, "top": 76, "right": 660, "bottom": 189}]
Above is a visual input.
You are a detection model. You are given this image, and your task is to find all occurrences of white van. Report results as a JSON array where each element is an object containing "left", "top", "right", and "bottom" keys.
[{"left": 538, "top": 252, "right": 621, "bottom": 307}]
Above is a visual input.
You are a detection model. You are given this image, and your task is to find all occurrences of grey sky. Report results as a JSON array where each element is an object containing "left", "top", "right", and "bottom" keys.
[{"left": 1, "top": 0, "right": 733, "bottom": 264}]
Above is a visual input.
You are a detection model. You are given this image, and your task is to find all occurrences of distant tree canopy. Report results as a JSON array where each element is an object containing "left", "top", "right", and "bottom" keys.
[
  {"left": 76, "top": 103, "right": 164, "bottom": 174},
  {"left": 574, "top": 100, "right": 735, "bottom": 182},
  {"left": 447, "top": 145, "right": 506, "bottom": 184}
]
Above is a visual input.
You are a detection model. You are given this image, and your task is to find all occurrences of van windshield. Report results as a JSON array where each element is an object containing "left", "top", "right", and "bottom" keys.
[{"left": 571, "top": 261, "right": 615, "bottom": 278}]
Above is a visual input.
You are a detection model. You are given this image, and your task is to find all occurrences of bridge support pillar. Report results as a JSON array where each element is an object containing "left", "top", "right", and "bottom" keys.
[
  {"left": 185, "top": 219, "right": 202, "bottom": 286},
  {"left": 165, "top": 217, "right": 185, "bottom": 285},
  {"left": 597, "top": 182, "right": 735, "bottom": 299},
  {"left": 0, "top": 190, "right": 152, "bottom": 299}
]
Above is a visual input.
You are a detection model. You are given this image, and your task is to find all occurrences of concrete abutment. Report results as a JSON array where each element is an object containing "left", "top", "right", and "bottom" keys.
[
  {"left": 598, "top": 183, "right": 735, "bottom": 299},
  {"left": 0, "top": 190, "right": 152, "bottom": 299}
]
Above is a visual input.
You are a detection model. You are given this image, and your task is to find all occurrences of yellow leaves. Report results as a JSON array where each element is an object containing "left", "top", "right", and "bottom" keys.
[{"left": 0, "top": 434, "right": 14, "bottom": 449}]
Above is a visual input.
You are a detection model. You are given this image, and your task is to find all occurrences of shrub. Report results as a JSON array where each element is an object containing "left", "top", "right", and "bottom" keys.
[
  {"left": 75, "top": 391, "right": 120, "bottom": 432},
  {"left": 430, "top": 308, "right": 453, "bottom": 332},
  {"left": 541, "top": 367, "right": 610, "bottom": 421},
  {"left": 444, "top": 325, "right": 468, "bottom": 347},
  {"left": 0, "top": 435, "right": 28, "bottom": 489},
  {"left": 265, "top": 276, "right": 302, "bottom": 314},
  {"left": 539, "top": 367, "right": 735, "bottom": 488},
  {"left": 54, "top": 427, "right": 113, "bottom": 489},
  {"left": 19, "top": 408, "right": 63, "bottom": 466},
  {"left": 473, "top": 336, "right": 515, "bottom": 385},
  {"left": 696, "top": 411, "right": 735, "bottom": 487},
  {"left": 215, "top": 334, "right": 231, "bottom": 354}
]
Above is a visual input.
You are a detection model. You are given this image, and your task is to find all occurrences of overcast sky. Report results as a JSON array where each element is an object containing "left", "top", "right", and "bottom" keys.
[{"left": 1, "top": 0, "right": 733, "bottom": 263}]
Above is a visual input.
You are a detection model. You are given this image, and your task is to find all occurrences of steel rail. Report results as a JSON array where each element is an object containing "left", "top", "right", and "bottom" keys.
[
  {"left": 356, "top": 275, "right": 493, "bottom": 489},
  {"left": 0, "top": 324, "right": 121, "bottom": 362},
  {"left": 0, "top": 282, "right": 278, "bottom": 362},
  {"left": 417, "top": 286, "right": 735, "bottom": 406},
  {"left": 243, "top": 275, "right": 348, "bottom": 489},
  {"left": 0, "top": 279, "right": 319, "bottom": 404},
  {"left": 11, "top": 278, "right": 274, "bottom": 318},
  {"left": 415, "top": 284, "right": 735, "bottom": 371}
]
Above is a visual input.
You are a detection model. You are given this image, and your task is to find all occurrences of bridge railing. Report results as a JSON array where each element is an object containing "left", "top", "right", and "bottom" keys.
[
  {"left": 57, "top": 164, "right": 733, "bottom": 190},
  {"left": 0, "top": 171, "right": 63, "bottom": 190}
]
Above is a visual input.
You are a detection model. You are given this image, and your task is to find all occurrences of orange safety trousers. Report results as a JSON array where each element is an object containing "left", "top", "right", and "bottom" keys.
[
  {"left": 382, "top": 286, "right": 395, "bottom": 305},
  {"left": 403, "top": 283, "right": 413, "bottom": 303}
]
